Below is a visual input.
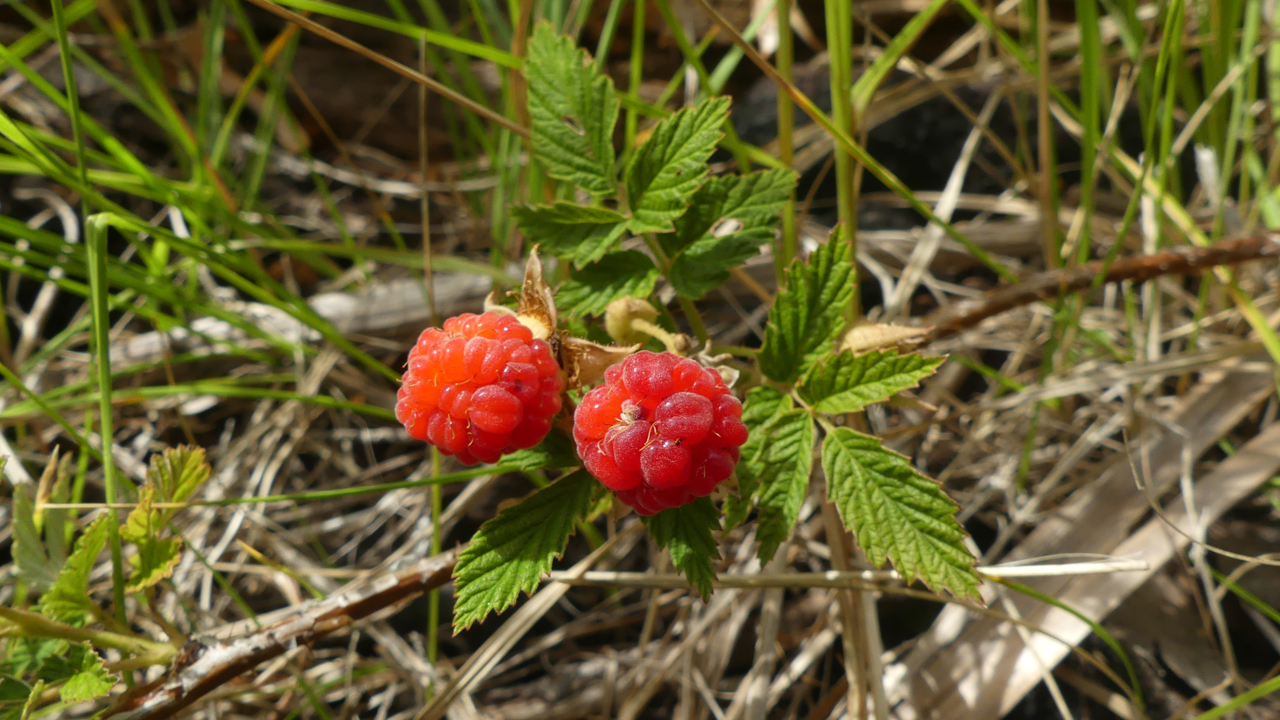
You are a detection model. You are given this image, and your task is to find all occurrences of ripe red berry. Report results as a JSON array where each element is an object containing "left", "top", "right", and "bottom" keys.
[
  {"left": 573, "top": 351, "right": 748, "bottom": 515},
  {"left": 396, "top": 312, "right": 563, "bottom": 465}
]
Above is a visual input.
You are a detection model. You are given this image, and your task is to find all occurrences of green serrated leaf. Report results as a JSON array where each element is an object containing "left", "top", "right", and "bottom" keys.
[
  {"left": 12, "top": 486, "right": 57, "bottom": 591},
  {"left": 799, "top": 349, "right": 944, "bottom": 414},
  {"left": 723, "top": 387, "right": 793, "bottom": 530},
  {"left": 822, "top": 427, "right": 979, "bottom": 600},
  {"left": 120, "top": 485, "right": 158, "bottom": 545},
  {"left": 525, "top": 23, "right": 619, "bottom": 196},
  {"left": 147, "top": 445, "right": 209, "bottom": 505},
  {"left": 663, "top": 169, "right": 797, "bottom": 298},
  {"left": 625, "top": 97, "right": 730, "bottom": 233},
  {"left": 557, "top": 250, "right": 660, "bottom": 316},
  {"left": 662, "top": 169, "right": 797, "bottom": 254},
  {"left": 759, "top": 227, "right": 856, "bottom": 383},
  {"left": 58, "top": 644, "right": 114, "bottom": 704},
  {"left": 127, "top": 536, "right": 182, "bottom": 591},
  {"left": 120, "top": 485, "right": 183, "bottom": 591},
  {"left": 453, "top": 471, "right": 596, "bottom": 631},
  {"left": 753, "top": 410, "right": 816, "bottom": 562},
  {"left": 502, "top": 429, "right": 578, "bottom": 470},
  {"left": 39, "top": 514, "right": 110, "bottom": 625},
  {"left": 645, "top": 497, "right": 720, "bottom": 600},
  {"left": 512, "top": 202, "right": 628, "bottom": 268}
]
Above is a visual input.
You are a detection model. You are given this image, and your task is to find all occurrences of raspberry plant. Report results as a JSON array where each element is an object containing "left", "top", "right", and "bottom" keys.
[{"left": 448, "top": 23, "right": 980, "bottom": 631}]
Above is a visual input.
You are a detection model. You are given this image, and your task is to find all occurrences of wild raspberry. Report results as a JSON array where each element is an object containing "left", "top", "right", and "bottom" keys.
[
  {"left": 396, "top": 312, "right": 563, "bottom": 465},
  {"left": 573, "top": 351, "right": 748, "bottom": 515}
]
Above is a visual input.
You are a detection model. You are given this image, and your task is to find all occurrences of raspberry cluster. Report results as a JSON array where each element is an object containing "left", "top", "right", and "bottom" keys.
[
  {"left": 573, "top": 351, "right": 749, "bottom": 514},
  {"left": 396, "top": 312, "right": 563, "bottom": 465}
]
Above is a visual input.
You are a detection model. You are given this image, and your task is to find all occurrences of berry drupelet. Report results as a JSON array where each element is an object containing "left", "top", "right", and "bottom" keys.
[
  {"left": 396, "top": 312, "right": 563, "bottom": 465},
  {"left": 573, "top": 351, "right": 749, "bottom": 514}
]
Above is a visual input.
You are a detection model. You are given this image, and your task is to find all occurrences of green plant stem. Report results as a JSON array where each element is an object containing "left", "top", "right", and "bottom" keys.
[
  {"left": 640, "top": 233, "right": 709, "bottom": 344},
  {"left": 624, "top": 0, "right": 645, "bottom": 150},
  {"left": 823, "top": 0, "right": 857, "bottom": 317},
  {"left": 85, "top": 215, "right": 127, "bottom": 626},
  {"left": 0, "top": 606, "right": 176, "bottom": 665},
  {"left": 594, "top": 0, "right": 628, "bottom": 69},
  {"left": 775, "top": 0, "right": 796, "bottom": 281}
]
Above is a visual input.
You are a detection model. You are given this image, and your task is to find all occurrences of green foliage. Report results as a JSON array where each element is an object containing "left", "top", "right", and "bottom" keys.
[
  {"left": 39, "top": 515, "right": 110, "bottom": 625},
  {"left": 752, "top": 410, "right": 816, "bottom": 563},
  {"left": 525, "top": 22, "right": 619, "bottom": 196},
  {"left": 146, "top": 445, "right": 211, "bottom": 506},
  {"left": 121, "top": 486, "right": 181, "bottom": 591},
  {"left": 723, "top": 386, "right": 794, "bottom": 530},
  {"left": 645, "top": 497, "right": 720, "bottom": 600},
  {"left": 118, "top": 447, "right": 209, "bottom": 591},
  {"left": 822, "top": 427, "right": 980, "bottom": 600},
  {"left": 799, "top": 349, "right": 945, "bottom": 414},
  {"left": 663, "top": 169, "right": 797, "bottom": 298},
  {"left": 1, "top": 638, "right": 67, "bottom": 677},
  {"left": 57, "top": 644, "right": 114, "bottom": 703},
  {"left": 12, "top": 485, "right": 58, "bottom": 591},
  {"left": 452, "top": 471, "right": 596, "bottom": 630},
  {"left": 0, "top": 641, "right": 114, "bottom": 706},
  {"left": 625, "top": 98, "right": 731, "bottom": 234},
  {"left": 558, "top": 251, "right": 661, "bottom": 317},
  {"left": 759, "top": 228, "right": 857, "bottom": 383},
  {"left": 511, "top": 203, "right": 628, "bottom": 268}
]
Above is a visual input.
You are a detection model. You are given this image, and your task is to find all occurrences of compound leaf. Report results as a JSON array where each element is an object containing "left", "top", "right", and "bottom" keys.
[
  {"left": 823, "top": 427, "right": 979, "bottom": 600},
  {"left": 799, "top": 349, "right": 944, "bottom": 414},
  {"left": 758, "top": 227, "right": 855, "bottom": 383},
  {"left": 625, "top": 97, "right": 730, "bottom": 234},
  {"left": 558, "top": 250, "right": 660, "bottom": 316},
  {"left": 58, "top": 644, "right": 114, "bottom": 704},
  {"left": 453, "top": 470, "right": 596, "bottom": 631},
  {"left": 645, "top": 497, "right": 720, "bottom": 600},
  {"left": 664, "top": 169, "right": 796, "bottom": 298},
  {"left": 752, "top": 410, "right": 816, "bottom": 562},
  {"left": 723, "top": 386, "right": 793, "bottom": 530},
  {"left": 525, "top": 23, "right": 619, "bottom": 196},
  {"left": 513, "top": 202, "right": 629, "bottom": 269},
  {"left": 40, "top": 514, "right": 110, "bottom": 624}
]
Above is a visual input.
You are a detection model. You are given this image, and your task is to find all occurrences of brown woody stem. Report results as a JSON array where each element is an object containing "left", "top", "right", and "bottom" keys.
[{"left": 915, "top": 234, "right": 1280, "bottom": 344}]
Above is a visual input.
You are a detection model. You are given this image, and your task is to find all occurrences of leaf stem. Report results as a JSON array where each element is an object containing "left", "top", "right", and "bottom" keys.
[
  {"left": 630, "top": 318, "right": 683, "bottom": 354},
  {"left": 0, "top": 606, "right": 176, "bottom": 665},
  {"left": 640, "top": 232, "right": 710, "bottom": 345}
]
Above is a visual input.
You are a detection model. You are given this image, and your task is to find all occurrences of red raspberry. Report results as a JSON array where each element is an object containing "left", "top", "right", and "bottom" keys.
[
  {"left": 573, "top": 351, "right": 748, "bottom": 515},
  {"left": 396, "top": 312, "right": 563, "bottom": 465}
]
